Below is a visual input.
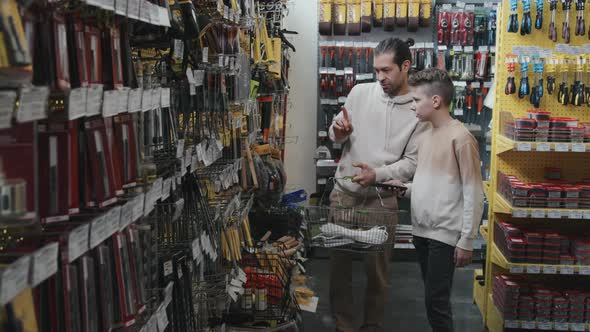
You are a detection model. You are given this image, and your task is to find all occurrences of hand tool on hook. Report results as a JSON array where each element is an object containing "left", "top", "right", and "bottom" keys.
[
  {"left": 549, "top": 0, "right": 558, "bottom": 41},
  {"left": 508, "top": 0, "right": 519, "bottom": 33}
]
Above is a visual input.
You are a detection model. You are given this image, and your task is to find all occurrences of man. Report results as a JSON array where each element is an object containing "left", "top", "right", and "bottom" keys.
[
  {"left": 328, "top": 37, "right": 429, "bottom": 332},
  {"left": 388, "top": 68, "right": 484, "bottom": 332}
]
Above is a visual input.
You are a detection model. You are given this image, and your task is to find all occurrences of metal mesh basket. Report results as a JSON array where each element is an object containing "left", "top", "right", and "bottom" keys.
[{"left": 304, "top": 206, "right": 407, "bottom": 252}]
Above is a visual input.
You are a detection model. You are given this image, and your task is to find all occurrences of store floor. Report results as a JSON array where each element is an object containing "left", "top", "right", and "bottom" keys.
[{"left": 302, "top": 258, "right": 486, "bottom": 332}]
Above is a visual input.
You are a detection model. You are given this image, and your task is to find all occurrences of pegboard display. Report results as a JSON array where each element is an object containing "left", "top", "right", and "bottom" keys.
[{"left": 480, "top": 1, "right": 590, "bottom": 331}]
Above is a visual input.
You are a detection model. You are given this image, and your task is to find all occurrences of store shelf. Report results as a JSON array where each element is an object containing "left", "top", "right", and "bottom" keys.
[
  {"left": 491, "top": 243, "right": 590, "bottom": 276},
  {"left": 494, "top": 193, "right": 590, "bottom": 220},
  {"left": 473, "top": 269, "right": 486, "bottom": 319},
  {"left": 495, "top": 135, "right": 590, "bottom": 155},
  {"left": 488, "top": 293, "right": 590, "bottom": 332}
]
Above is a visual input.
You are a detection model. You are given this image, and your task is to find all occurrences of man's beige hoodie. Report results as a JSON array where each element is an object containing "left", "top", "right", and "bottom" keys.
[{"left": 328, "top": 82, "right": 429, "bottom": 195}]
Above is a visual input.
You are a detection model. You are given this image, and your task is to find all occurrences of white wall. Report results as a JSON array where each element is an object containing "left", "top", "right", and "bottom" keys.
[{"left": 283, "top": 1, "right": 318, "bottom": 195}]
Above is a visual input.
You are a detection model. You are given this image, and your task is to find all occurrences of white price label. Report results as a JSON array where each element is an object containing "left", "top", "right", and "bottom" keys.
[
  {"left": 512, "top": 209, "right": 528, "bottom": 218},
  {"left": 573, "top": 143, "right": 586, "bottom": 152},
  {"left": 189, "top": 84, "right": 196, "bottom": 96},
  {"left": 68, "top": 88, "right": 87, "bottom": 120},
  {"left": 580, "top": 267, "right": 590, "bottom": 275},
  {"left": 202, "top": 47, "right": 209, "bottom": 63},
  {"left": 454, "top": 108, "right": 464, "bottom": 116},
  {"left": 159, "top": 6, "right": 171, "bottom": 27},
  {"left": 176, "top": 139, "right": 185, "bottom": 158},
  {"left": 115, "top": 0, "right": 127, "bottom": 15},
  {"left": 555, "top": 322, "right": 569, "bottom": 331},
  {"left": 127, "top": 0, "right": 139, "bottom": 19},
  {"left": 163, "top": 260, "right": 173, "bottom": 276},
  {"left": 542, "top": 266, "right": 557, "bottom": 274},
  {"left": 572, "top": 323, "right": 586, "bottom": 331},
  {"left": 142, "top": 89, "right": 152, "bottom": 111},
  {"left": 536, "top": 143, "right": 550, "bottom": 152},
  {"left": 132, "top": 193, "right": 145, "bottom": 221},
  {"left": 516, "top": 143, "right": 532, "bottom": 151},
  {"left": 150, "top": 4, "right": 160, "bottom": 25},
  {"left": 538, "top": 321, "right": 552, "bottom": 330},
  {"left": 509, "top": 265, "right": 524, "bottom": 273},
  {"left": 560, "top": 266, "right": 574, "bottom": 275},
  {"left": 152, "top": 88, "right": 161, "bottom": 108},
  {"left": 526, "top": 265, "right": 541, "bottom": 274},
  {"left": 194, "top": 70, "right": 205, "bottom": 87},
  {"left": 120, "top": 200, "right": 134, "bottom": 230},
  {"left": 0, "top": 91, "right": 16, "bottom": 129},
  {"left": 531, "top": 210, "right": 546, "bottom": 218},
  {"left": 161, "top": 87, "right": 171, "bottom": 108},
  {"left": 505, "top": 320, "right": 519, "bottom": 328},
  {"left": 89, "top": 214, "right": 108, "bottom": 249},
  {"left": 0, "top": 256, "right": 31, "bottom": 305},
  {"left": 522, "top": 321, "right": 536, "bottom": 329},
  {"left": 102, "top": 90, "right": 119, "bottom": 117},
  {"left": 584, "top": 211, "right": 590, "bottom": 219},
  {"left": 118, "top": 88, "right": 129, "bottom": 114},
  {"left": 318, "top": 178, "right": 327, "bottom": 185},
  {"left": 86, "top": 85, "right": 104, "bottom": 116},
  {"left": 548, "top": 210, "right": 563, "bottom": 219},
  {"left": 128, "top": 88, "right": 142, "bottom": 113},
  {"left": 68, "top": 224, "right": 90, "bottom": 263},
  {"left": 555, "top": 143, "right": 569, "bottom": 152},
  {"left": 569, "top": 211, "right": 583, "bottom": 219},
  {"left": 17, "top": 86, "right": 49, "bottom": 123},
  {"left": 31, "top": 242, "right": 59, "bottom": 287},
  {"left": 106, "top": 206, "right": 121, "bottom": 238}
]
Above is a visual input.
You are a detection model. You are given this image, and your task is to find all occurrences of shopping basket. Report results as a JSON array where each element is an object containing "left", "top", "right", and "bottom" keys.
[{"left": 304, "top": 206, "right": 406, "bottom": 252}]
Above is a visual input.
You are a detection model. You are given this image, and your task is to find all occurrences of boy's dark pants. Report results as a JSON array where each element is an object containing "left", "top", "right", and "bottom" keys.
[{"left": 413, "top": 236, "right": 456, "bottom": 332}]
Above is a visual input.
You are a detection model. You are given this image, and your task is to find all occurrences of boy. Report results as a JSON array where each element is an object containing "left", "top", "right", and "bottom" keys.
[{"left": 389, "top": 68, "right": 484, "bottom": 332}]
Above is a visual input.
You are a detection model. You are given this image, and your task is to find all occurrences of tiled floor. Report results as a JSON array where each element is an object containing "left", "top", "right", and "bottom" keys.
[{"left": 301, "top": 258, "right": 487, "bottom": 332}]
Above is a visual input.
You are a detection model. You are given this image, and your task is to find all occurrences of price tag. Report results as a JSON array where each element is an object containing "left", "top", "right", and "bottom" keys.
[
  {"left": 115, "top": 0, "right": 127, "bottom": 15},
  {"left": 579, "top": 266, "right": 590, "bottom": 275},
  {"left": 531, "top": 210, "right": 546, "bottom": 218},
  {"left": 17, "top": 86, "right": 49, "bottom": 123},
  {"left": 509, "top": 265, "right": 524, "bottom": 273},
  {"left": 555, "top": 143, "right": 569, "bottom": 152},
  {"left": 86, "top": 85, "right": 103, "bottom": 116},
  {"left": 537, "top": 321, "right": 552, "bottom": 330},
  {"left": 31, "top": 242, "right": 59, "bottom": 287},
  {"left": 0, "top": 91, "right": 16, "bottom": 129},
  {"left": 152, "top": 88, "right": 161, "bottom": 109},
  {"left": 68, "top": 224, "right": 90, "bottom": 263},
  {"left": 560, "top": 266, "right": 574, "bottom": 275},
  {"left": 548, "top": 210, "right": 563, "bottom": 219},
  {"left": 150, "top": 4, "right": 160, "bottom": 25},
  {"left": 573, "top": 143, "right": 586, "bottom": 152},
  {"left": 318, "top": 178, "right": 327, "bottom": 185},
  {"left": 512, "top": 209, "right": 528, "bottom": 218},
  {"left": 127, "top": 0, "right": 139, "bottom": 19},
  {"left": 505, "top": 320, "right": 519, "bottom": 328},
  {"left": 584, "top": 211, "right": 590, "bottom": 219},
  {"left": 106, "top": 206, "right": 121, "bottom": 238},
  {"left": 161, "top": 87, "right": 171, "bottom": 108},
  {"left": 189, "top": 84, "right": 196, "bottom": 96},
  {"left": 68, "top": 88, "right": 87, "bottom": 120},
  {"left": 572, "top": 322, "right": 586, "bottom": 331},
  {"left": 542, "top": 265, "right": 557, "bottom": 274},
  {"left": 120, "top": 200, "right": 134, "bottom": 231},
  {"left": 163, "top": 260, "right": 173, "bottom": 276},
  {"left": 142, "top": 89, "right": 152, "bottom": 111},
  {"left": 194, "top": 70, "right": 205, "bottom": 87},
  {"left": 554, "top": 322, "right": 569, "bottom": 331},
  {"left": 176, "top": 139, "right": 185, "bottom": 158},
  {"left": 159, "top": 6, "right": 171, "bottom": 27},
  {"left": 118, "top": 88, "right": 129, "bottom": 114},
  {"left": 164, "top": 281, "right": 174, "bottom": 307},
  {"left": 569, "top": 210, "right": 583, "bottom": 219},
  {"left": 102, "top": 90, "right": 119, "bottom": 117},
  {"left": 516, "top": 143, "right": 532, "bottom": 151},
  {"left": 202, "top": 47, "right": 209, "bottom": 63},
  {"left": 0, "top": 256, "right": 31, "bottom": 305},
  {"left": 89, "top": 214, "right": 108, "bottom": 249},
  {"left": 128, "top": 88, "right": 142, "bottom": 113},
  {"left": 157, "top": 305, "right": 169, "bottom": 331},
  {"left": 536, "top": 143, "right": 550, "bottom": 152},
  {"left": 522, "top": 321, "right": 536, "bottom": 329},
  {"left": 132, "top": 193, "right": 145, "bottom": 221},
  {"left": 454, "top": 108, "right": 464, "bottom": 116},
  {"left": 526, "top": 265, "right": 541, "bottom": 274}
]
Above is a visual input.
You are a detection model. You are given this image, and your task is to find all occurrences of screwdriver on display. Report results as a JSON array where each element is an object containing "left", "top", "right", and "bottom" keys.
[
  {"left": 558, "top": 58, "right": 571, "bottom": 105},
  {"left": 535, "top": 0, "right": 544, "bottom": 29},
  {"left": 549, "top": 0, "right": 558, "bottom": 41},
  {"left": 546, "top": 57, "right": 557, "bottom": 95},
  {"left": 505, "top": 54, "right": 518, "bottom": 95},
  {"left": 521, "top": 0, "right": 532, "bottom": 35},
  {"left": 518, "top": 56, "right": 530, "bottom": 99},
  {"left": 576, "top": 0, "right": 586, "bottom": 36},
  {"left": 563, "top": 0, "right": 572, "bottom": 43},
  {"left": 508, "top": 0, "right": 519, "bottom": 33},
  {"left": 572, "top": 57, "right": 585, "bottom": 106}
]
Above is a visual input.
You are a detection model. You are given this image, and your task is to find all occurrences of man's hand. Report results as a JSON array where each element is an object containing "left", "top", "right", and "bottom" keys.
[
  {"left": 333, "top": 107, "right": 353, "bottom": 141},
  {"left": 454, "top": 247, "right": 473, "bottom": 268},
  {"left": 352, "top": 163, "right": 376, "bottom": 187}
]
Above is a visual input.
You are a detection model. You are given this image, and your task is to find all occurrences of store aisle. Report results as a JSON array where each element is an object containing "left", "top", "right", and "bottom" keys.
[{"left": 302, "top": 259, "right": 486, "bottom": 332}]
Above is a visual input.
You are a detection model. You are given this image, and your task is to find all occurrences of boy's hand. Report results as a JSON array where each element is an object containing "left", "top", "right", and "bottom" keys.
[
  {"left": 352, "top": 163, "right": 376, "bottom": 187},
  {"left": 454, "top": 247, "right": 473, "bottom": 268},
  {"left": 333, "top": 107, "right": 353, "bottom": 140}
]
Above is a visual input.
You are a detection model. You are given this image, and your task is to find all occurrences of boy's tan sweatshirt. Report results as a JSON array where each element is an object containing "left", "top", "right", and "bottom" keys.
[{"left": 408, "top": 120, "right": 484, "bottom": 251}]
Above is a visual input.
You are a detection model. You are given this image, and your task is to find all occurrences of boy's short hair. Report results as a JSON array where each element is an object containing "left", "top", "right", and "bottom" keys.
[{"left": 408, "top": 68, "right": 455, "bottom": 106}]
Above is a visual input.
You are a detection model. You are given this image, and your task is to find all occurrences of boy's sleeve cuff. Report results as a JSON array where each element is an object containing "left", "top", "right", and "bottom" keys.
[{"left": 456, "top": 236, "right": 474, "bottom": 251}]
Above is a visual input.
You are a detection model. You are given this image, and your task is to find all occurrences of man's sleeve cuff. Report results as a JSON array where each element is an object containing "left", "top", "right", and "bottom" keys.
[
  {"left": 456, "top": 236, "right": 474, "bottom": 251},
  {"left": 374, "top": 167, "right": 390, "bottom": 183}
]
